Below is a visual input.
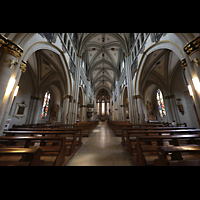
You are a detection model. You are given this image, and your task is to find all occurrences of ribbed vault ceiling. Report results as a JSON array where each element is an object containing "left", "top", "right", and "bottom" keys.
[{"left": 78, "top": 33, "right": 129, "bottom": 94}]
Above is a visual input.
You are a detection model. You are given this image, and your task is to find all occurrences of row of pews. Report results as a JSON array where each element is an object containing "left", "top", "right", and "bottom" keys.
[
  {"left": 0, "top": 121, "right": 98, "bottom": 166},
  {"left": 108, "top": 121, "right": 200, "bottom": 166}
]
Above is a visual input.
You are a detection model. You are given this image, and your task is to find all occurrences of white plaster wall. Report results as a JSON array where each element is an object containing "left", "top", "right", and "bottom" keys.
[
  {"left": 170, "top": 64, "right": 199, "bottom": 127},
  {"left": 9, "top": 66, "right": 35, "bottom": 127}
]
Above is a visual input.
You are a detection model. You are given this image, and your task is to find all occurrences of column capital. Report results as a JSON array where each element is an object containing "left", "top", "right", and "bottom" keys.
[
  {"left": 184, "top": 36, "right": 200, "bottom": 67},
  {"left": 181, "top": 58, "right": 187, "bottom": 71},
  {"left": 0, "top": 34, "right": 23, "bottom": 58},
  {"left": 164, "top": 94, "right": 175, "bottom": 100},
  {"left": 31, "top": 95, "right": 41, "bottom": 100},
  {"left": 133, "top": 94, "right": 143, "bottom": 100},
  {"left": 20, "top": 60, "right": 27, "bottom": 73},
  {"left": 63, "top": 94, "right": 73, "bottom": 100},
  {"left": 77, "top": 53, "right": 82, "bottom": 58},
  {"left": 184, "top": 36, "right": 200, "bottom": 58}
]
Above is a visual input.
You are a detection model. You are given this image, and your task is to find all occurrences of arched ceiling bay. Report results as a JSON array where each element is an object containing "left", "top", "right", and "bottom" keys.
[{"left": 78, "top": 33, "right": 129, "bottom": 94}]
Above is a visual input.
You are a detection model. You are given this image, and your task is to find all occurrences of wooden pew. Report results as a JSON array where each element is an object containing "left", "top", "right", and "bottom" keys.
[
  {"left": 155, "top": 145, "right": 200, "bottom": 166},
  {"left": 46, "top": 123, "right": 94, "bottom": 137},
  {"left": 121, "top": 127, "right": 197, "bottom": 147},
  {"left": 8, "top": 127, "right": 82, "bottom": 146},
  {"left": 0, "top": 136, "right": 67, "bottom": 166},
  {"left": 107, "top": 121, "right": 131, "bottom": 136},
  {"left": 11, "top": 121, "right": 99, "bottom": 137},
  {"left": 4, "top": 130, "right": 77, "bottom": 156},
  {"left": 107, "top": 121, "right": 164, "bottom": 136},
  {"left": 163, "top": 122, "right": 187, "bottom": 127},
  {"left": 135, "top": 134, "right": 200, "bottom": 166},
  {"left": 76, "top": 122, "right": 98, "bottom": 136},
  {"left": 125, "top": 129, "right": 200, "bottom": 154},
  {"left": 0, "top": 147, "right": 42, "bottom": 166}
]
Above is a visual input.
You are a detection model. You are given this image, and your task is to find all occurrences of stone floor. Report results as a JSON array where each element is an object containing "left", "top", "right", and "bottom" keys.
[{"left": 66, "top": 122, "right": 136, "bottom": 166}]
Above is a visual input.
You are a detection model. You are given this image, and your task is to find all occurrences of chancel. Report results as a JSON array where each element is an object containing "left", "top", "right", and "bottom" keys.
[{"left": 0, "top": 33, "right": 200, "bottom": 166}]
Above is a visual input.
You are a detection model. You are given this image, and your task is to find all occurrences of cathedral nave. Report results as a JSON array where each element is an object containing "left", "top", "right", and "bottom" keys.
[{"left": 0, "top": 33, "right": 200, "bottom": 166}]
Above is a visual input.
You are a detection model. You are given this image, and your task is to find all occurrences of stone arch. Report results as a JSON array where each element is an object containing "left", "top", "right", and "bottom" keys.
[
  {"left": 134, "top": 40, "right": 185, "bottom": 96},
  {"left": 22, "top": 39, "right": 72, "bottom": 96}
]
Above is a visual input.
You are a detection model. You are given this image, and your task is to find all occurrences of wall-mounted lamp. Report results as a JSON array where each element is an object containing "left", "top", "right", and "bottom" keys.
[
  {"left": 5, "top": 78, "right": 16, "bottom": 95},
  {"left": 188, "top": 85, "right": 193, "bottom": 96},
  {"left": 192, "top": 77, "right": 200, "bottom": 92},
  {"left": 13, "top": 86, "right": 19, "bottom": 97}
]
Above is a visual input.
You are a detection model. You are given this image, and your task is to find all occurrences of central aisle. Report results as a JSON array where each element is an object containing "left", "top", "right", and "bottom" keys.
[{"left": 66, "top": 122, "right": 136, "bottom": 166}]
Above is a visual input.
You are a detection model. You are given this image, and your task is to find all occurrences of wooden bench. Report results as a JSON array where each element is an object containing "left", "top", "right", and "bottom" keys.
[
  {"left": 135, "top": 134, "right": 200, "bottom": 166},
  {"left": 0, "top": 147, "right": 42, "bottom": 166},
  {"left": 163, "top": 122, "right": 187, "bottom": 127},
  {"left": 8, "top": 127, "right": 82, "bottom": 146},
  {"left": 48, "top": 123, "right": 95, "bottom": 137},
  {"left": 4, "top": 130, "right": 77, "bottom": 156},
  {"left": 0, "top": 136, "right": 67, "bottom": 166},
  {"left": 12, "top": 121, "right": 98, "bottom": 137},
  {"left": 107, "top": 121, "right": 131, "bottom": 136},
  {"left": 108, "top": 121, "right": 164, "bottom": 136},
  {"left": 76, "top": 122, "right": 98, "bottom": 136},
  {"left": 155, "top": 145, "right": 200, "bottom": 166},
  {"left": 125, "top": 129, "right": 200, "bottom": 154},
  {"left": 121, "top": 127, "right": 197, "bottom": 147}
]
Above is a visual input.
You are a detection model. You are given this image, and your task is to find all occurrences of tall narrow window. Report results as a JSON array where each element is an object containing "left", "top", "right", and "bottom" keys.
[
  {"left": 156, "top": 89, "right": 166, "bottom": 117},
  {"left": 97, "top": 100, "right": 100, "bottom": 115},
  {"left": 121, "top": 60, "right": 125, "bottom": 72},
  {"left": 41, "top": 91, "right": 50, "bottom": 119},
  {"left": 102, "top": 100, "right": 105, "bottom": 115},
  {"left": 107, "top": 102, "right": 109, "bottom": 114}
]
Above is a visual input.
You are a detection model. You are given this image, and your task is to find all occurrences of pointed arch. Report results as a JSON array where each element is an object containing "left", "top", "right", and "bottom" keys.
[{"left": 22, "top": 40, "right": 72, "bottom": 96}]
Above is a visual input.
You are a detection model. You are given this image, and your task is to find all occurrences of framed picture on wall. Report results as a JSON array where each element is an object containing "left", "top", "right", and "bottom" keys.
[{"left": 13, "top": 100, "right": 27, "bottom": 119}]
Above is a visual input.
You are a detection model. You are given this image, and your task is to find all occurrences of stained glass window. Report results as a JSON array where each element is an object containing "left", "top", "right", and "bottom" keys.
[
  {"left": 107, "top": 102, "right": 109, "bottom": 114},
  {"left": 97, "top": 99, "right": 100, "bottom": 115},
  {"left": 156, "top": 89, "right": 166, "bottom": 118},
  {"left": 97, "top": 102, "right": 99, "bottom": 115},
  {"left": 41, "top": 91, "right": 50, "bottom": 119},
  {"left": 102, "top": 100, "right": 105, "bottom": 115}
]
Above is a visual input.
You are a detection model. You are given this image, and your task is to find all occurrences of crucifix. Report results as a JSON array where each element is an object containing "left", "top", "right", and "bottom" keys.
[{"left": 4, "top": 59, "right": 15, "bottom": 69}]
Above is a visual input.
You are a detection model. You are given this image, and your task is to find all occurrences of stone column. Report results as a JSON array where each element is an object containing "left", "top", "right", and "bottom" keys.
[
  {"left": 66, "top": 95, "right": 73, "bottom": 124},
  {"left": 133, "top": 96, "right": 138, "bottom": 124},
  {"left": 170, "top": 95, "right": 181, "bottom": 124},
  {"left": 120, "top": 105, "right": 126, "bottom": 121},
  {"left": 136, "top": 95, "right": 145, "bottom": 124},
  {"left": 61, "top": 95, "right": 70, "bottom": 124},
  {"left": 164, "top": 95, "right": 175, "bottom": 123},
  {"left": 0, "top": 60, "right": 27, "bottom": 130},
  {"left": 125, "top": 53, "right": 134, "bottom": 123},
  {"left": 183, "top": 38, "right": 200, "bottom": 125},
  {"left": 25, "top": 95, "right": 36, "bottom": 124},
  {"left": 71, "top": 55, "right": 81, "bottom": 124},
  {"left": 0, "top": 35, "right": 24, "bottom": 132},
  {"left": 0, "top": 34, "right": 23, "bottom": 107},
  {"left": 31, "top": 96, "right": 42, "bottom": 124},
  {"left": 181, "top": 58, "right": 200, "bottom": 127},
  {"left": 116, "top": 80, "right": 122, "bottom": 121},
  {"left": 80, "top": 105, "right": 87, "bottom": 122},
  {"left": 0, "top": 64, "right": 26, "bottom": 133},
  {"left": 184, "top": 36, "right": 200, "bottom": 79},
  {"left": 133, "top": 95, "right": 145, "bottom": 124}
]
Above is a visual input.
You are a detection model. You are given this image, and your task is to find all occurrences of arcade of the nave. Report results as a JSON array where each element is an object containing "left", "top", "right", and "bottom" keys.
[{"left": 0, "top": 33, "right": 200, "bottom": 134}]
